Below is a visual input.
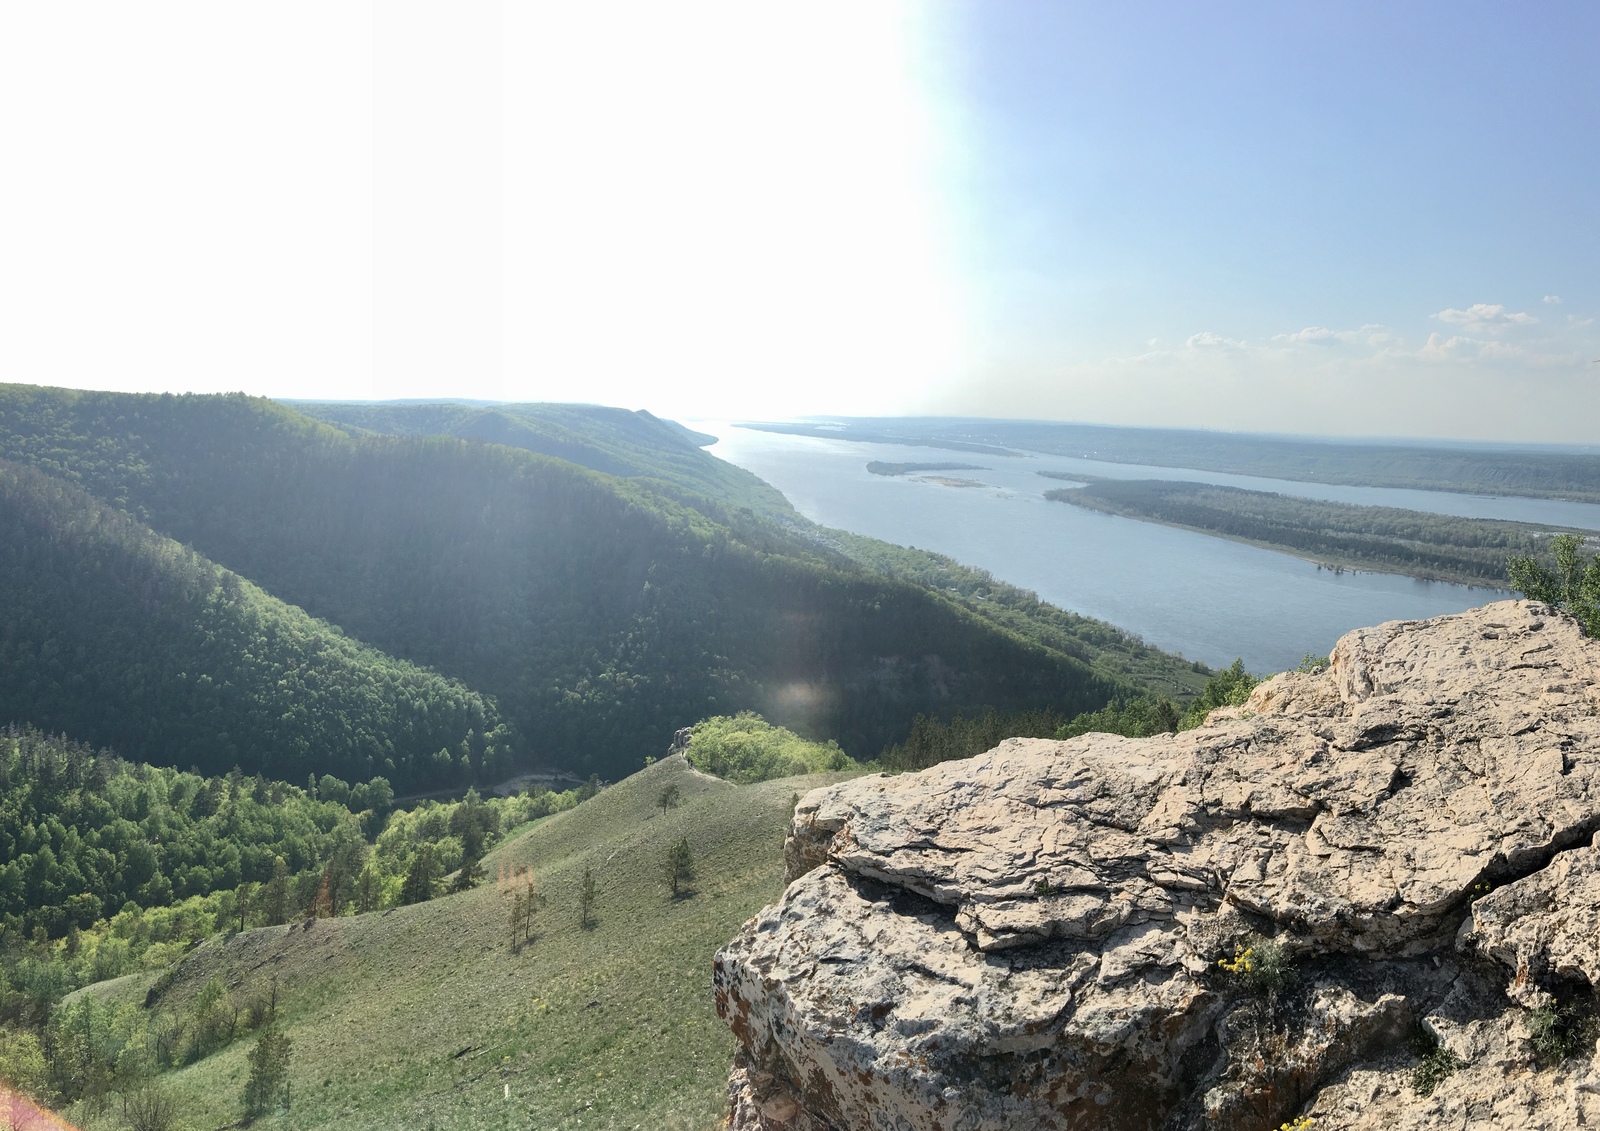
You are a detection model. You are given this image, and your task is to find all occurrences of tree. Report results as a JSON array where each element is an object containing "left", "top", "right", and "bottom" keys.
[
  {"left": 578, "top": 866, "right": 597, "bottom": 929},
  {"left": 664, "top": 836, "right": 695, "bottom": 898},
  {"left": 656, "top": 782, "right": 681, "bottom": 816},
  {"left": 449, "top": 848, "right": 483, "bottom": 894},
  {"left": 242, "top": 1017, "right": 292, "bottom": 1118},
  {"left": 507, "top": 875, "right": 544, "bottom": 952},
  {"left": 1509, "top": 533, "right": 1600, "bottom": 634},
  {"left": 233, "top": 880, "right": 255, "bottom": 932},
  {"left": 400, "top": 844, "right": 441, "bottom": 905},
  {"left": 354, "top": 863, "right": 384, "bottom": 914},
  {"left": 260, "top": 857, "right": 289, "bottom": 926}
]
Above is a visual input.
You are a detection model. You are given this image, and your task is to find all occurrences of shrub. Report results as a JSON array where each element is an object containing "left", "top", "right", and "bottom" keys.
[
  {"left": 1217, "top": 937, "right": 1294, "bottom": 997},
  {"left": 1179, "top": 659, "right": 1259, "bottom": 730},
  {"left": 1411, "top": 1040, "right": 1461, "bottom": 1097},
  {"left": 685, "top": 713, "right": 857, "bottom": 783},
  {"left": 122, "top": 1084, "right": 179, "bottom": 1131},
  {"left": 1508, "top": 533, "right": 1600, "bottom": 634},
  {"left": 1526, "top": 998, "right": 1597, "bottom": 1067}
]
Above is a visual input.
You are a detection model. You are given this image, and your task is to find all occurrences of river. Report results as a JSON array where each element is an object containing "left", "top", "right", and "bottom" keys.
[{"left": 699, "top": 424, "right": 1577, "bottom": 676}]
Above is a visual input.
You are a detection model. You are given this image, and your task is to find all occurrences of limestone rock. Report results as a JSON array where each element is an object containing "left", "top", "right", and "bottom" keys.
[
  {"left": 1467, "top": 830, "right": 1600, "bottom": 1004},
  {"left": 715, "top": 601, "right": 1600, "bottom": 1131}
]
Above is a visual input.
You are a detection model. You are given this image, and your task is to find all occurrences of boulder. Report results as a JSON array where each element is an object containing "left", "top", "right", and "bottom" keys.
[{"left": 715, "top": 601, "right": 1600, "bottom": 1130}]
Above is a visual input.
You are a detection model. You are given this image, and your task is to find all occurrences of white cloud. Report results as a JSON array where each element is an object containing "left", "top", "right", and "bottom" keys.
[
  {"left": 1434, "top": 303, "right": 1537, "bottom": 329},
  {"left": 1185, "top": 331, "right": 1245, "bottom": 349},
  {"left": 1544, "top": 295, "right": 1564, "bottom": 304},
  {"left": 1273, "top": 326, "right": 1342, "bottom": 346}
]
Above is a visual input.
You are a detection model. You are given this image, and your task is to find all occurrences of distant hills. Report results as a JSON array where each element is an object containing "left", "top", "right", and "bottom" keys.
[
  {"left": 743, "top": 417, "right": 1600, "bottom": 501},
  {"left": 0, "top": 385, "right": 1203, "bottom": 785}
]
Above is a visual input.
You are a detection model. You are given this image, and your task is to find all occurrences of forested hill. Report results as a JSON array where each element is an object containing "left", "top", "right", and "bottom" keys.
[
  {"left": 0, "top": 460, "right": 501, "bottom": 788},
  {"left": 0, "top": 385, "right": 1138, "bottom": 778},
  {"left": 292, "top": 399, "right": 1209, "bottom": 698},
  {"left": 290, "top": 400, "right": 792, "bottom": 518}
]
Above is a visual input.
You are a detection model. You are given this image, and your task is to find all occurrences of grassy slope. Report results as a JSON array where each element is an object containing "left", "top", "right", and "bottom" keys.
[{"left": 71, "top": 757, "right": 839, "bottom": 1131}]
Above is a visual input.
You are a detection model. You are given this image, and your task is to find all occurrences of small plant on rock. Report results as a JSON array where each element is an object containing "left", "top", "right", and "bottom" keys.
[
  {"left": 1217, "top": 936, "right": 1295, "bottom": 997},
  {"left": 1526, "top": 998, "right": 1597, "bottom": 1067},
  {"left": 1278, "top": 1117, "right": 1314, "bottom": 1131},
  {"left": 1411, "top": 1039, "right": 1461, "bottom": 1097}
]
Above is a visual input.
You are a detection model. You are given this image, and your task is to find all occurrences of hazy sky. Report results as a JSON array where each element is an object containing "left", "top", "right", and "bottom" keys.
[{"left": 2, "top": 3, "right": 1595, "bottom": 440}]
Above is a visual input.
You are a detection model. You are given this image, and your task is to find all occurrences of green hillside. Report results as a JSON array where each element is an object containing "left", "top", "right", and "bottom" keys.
[
  {"left": 0, "top": 460, "right": 499, "bottom": 788},
  {"left": 62, "top": 756, "right": 830, "bottom": 1131},
  {"left": 291, "top": 399, "right": 1210, "bottom": 699},
  {"left": 0, "top": 384, "right": 1142, "bottom": 777},
  {"left": 291, "top": 400, "right": 792, "bottom": 518}
]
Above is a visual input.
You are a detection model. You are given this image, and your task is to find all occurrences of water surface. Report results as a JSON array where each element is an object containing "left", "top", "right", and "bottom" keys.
[{"left": 704, "top": 425, "right": 1519, "bottom": 675}]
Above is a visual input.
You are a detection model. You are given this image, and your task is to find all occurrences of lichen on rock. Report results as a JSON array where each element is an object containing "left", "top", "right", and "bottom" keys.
[{"left": 714, "top": 600, "right": 1600, "bottom": 1130}]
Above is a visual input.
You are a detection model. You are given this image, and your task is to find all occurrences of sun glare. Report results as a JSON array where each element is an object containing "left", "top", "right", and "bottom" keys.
[{"left": 500, "top": 2, "right": 963, "bottom": 417}]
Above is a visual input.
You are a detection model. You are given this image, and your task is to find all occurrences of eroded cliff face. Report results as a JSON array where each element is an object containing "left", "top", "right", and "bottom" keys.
[{"left": 714, "top": 600, "right": 1600, "bottom": 1131}]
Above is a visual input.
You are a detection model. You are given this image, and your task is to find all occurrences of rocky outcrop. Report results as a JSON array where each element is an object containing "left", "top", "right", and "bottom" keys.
[{"left": 714, "top": 601, "right": 1600, "bottom": 1130}]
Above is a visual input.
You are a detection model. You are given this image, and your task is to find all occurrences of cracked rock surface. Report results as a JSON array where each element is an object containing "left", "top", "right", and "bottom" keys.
[{"left": 714, "top": 600, "right": 1600, "bottom": 1130}]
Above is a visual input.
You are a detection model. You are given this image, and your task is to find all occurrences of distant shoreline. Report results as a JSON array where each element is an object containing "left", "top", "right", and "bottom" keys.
[{"left": 1044, "top": 479, "right": 1547, "bottom": 590}]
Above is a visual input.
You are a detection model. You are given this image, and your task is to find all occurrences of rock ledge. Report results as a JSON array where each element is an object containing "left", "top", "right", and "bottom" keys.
[{"left": 714, "top": 601, "right": 1600, "bottom": 1130}]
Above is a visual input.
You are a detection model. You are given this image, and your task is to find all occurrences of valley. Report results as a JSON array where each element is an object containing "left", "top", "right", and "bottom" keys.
[{"left": 0, "top": 388, "right": 1590, "bottom": 1131}]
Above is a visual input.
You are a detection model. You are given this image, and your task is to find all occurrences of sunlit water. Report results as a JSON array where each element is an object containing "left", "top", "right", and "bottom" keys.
[{"left": 698, "top": 425, "right": 1566, "bottom": 676}]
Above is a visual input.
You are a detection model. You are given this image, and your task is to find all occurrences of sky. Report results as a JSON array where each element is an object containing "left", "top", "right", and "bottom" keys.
[{"left": 0, "top": 2, "right": 1595, "bottom": 441}]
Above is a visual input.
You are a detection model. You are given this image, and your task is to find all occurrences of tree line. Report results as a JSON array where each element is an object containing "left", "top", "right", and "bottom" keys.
[
  {"left": 1047, "top": 478, "right": 1568, "bottom": 586},
  {"left": 879, "top": 659, "right": 1263, "bottom": 772}
]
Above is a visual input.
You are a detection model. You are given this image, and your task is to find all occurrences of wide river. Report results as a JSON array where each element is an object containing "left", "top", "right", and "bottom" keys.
[{"left": 700, "top": 424, "right": 1600, "bottom": 676}]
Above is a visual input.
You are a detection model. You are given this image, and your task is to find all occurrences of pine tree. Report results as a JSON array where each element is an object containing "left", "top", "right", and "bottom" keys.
[
  {"left": 260, "top": 857, "right": 289, "bottom": 925},
  {"left": 233, "top": 880, "right": 255, "bottom": 932},
  {"left": 507, "top": 875, "right": 544, "bottom": 951},
  {"left": 400, "top": 843, "right": 440, "bottom": 905},
  {"left": 242, "top": 1017, "right": 292, "bottom": 1117},
  {"left": 656, "top": 782, "right": 681, "bottom": 816},
  {"left": 664, "top": 836, "right": 695, "bottom": 898},
  {"left": 449, "top": 848, "right": 483, "bottom": 894},
  {"left": 354, "top": 864, "right": 383, "bottom": 913}
]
